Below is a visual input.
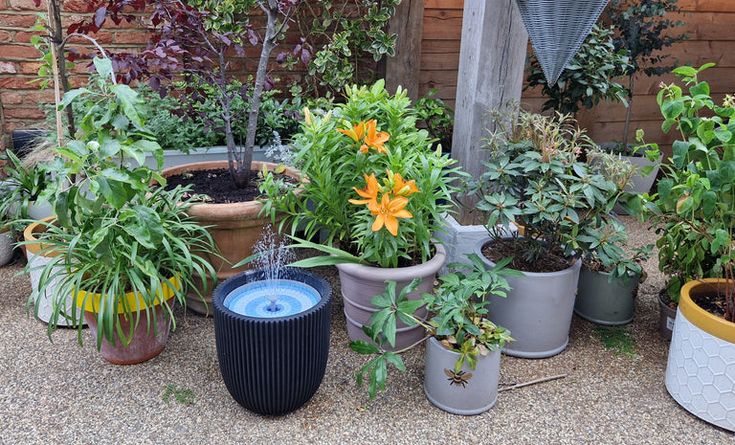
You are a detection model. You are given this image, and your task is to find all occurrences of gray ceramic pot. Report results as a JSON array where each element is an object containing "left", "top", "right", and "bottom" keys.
[
  {"left": 574, "top": 267, "right": 640, "bottom": 326},
  {"left": 475, "top": 237, "right": 581, "bottom": 358},
  {"left": 423, "top": 337, "right": 500, "bottom": 415},
  {"left": 659, "top": 291, "right": 677, "bottom": 341},
  {"left": 336, "top": 244, "right": 446, "bottom": 350},
  {"left": 0, "top": 230, "right": 13, "bottom": 266}
]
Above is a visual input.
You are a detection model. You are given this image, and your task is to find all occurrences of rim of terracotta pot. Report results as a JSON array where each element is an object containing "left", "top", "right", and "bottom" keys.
[
  {"left": 475, "top": 237, "right": 580, "bottom": 278},
  {"left": 680, "top": 278, "right": 735, "bottom": 344},
  {"left": 23, "top": 216, "right": 58, "bottom": 256},
  {"left": 335, "top": 243, "right": 446, "bottom": 281},
  {"left": 161, "top": 160, "right": 304, "bottom": 221}
]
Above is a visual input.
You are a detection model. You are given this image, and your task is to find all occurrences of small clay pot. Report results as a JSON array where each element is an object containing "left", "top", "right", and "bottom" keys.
[
  {"left": 84, "top": 306, "right": 171, "bottom": 365},
  {"left": 335, "top": 244, "right": 446, "bottom": 351}
]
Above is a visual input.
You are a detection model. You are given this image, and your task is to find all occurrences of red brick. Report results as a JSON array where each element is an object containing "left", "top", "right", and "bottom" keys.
[
  {"left": 0, "top": 30, "right": 12, "bottom": 42},
  {"left": 112, "top": 30, "right": 150, "bottom": 45},
  {"left": 0, "top": 76, "right": 38, "bottom": 89},
  {"left": 1, "top": 90, "right": 54, "bottom": 104},
  {"left": 0, "top": 61, "right": 16, "bottom": 73},
  {"left": 0, "top": 44, "right": 41, "bottom": 59},
  {"left": 3, "top": 120, "right": 41, "bottom": 133},
  {"left": 17, "top": 60, "right": 41, "bottom": 74},
  {"left": 12, "top": 30, "right": 43, "bottom": 43},
  {"left": 62, "top": 0, "right": 95, "bottom": 13},
  {"left": 0, "top": 13, "right": 38, "bottom": 28},
  {"left": 4, "top": 106, "right": 45, "bottom": 119},
  {"left": 8, "top": 0, "right": 44, "bottom": 11},
  {"left": 65, "top": 31, "right": 113, "bottom": 45}
]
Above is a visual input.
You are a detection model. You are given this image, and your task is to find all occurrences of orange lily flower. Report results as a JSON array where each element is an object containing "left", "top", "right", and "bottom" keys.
[
  {"left": 361, "top": 120, "right": 390, "bottom": 154},
  {"left": 388, "top": 170, "right": 419, "bottom": 197},
  {"left": 349, "top": 173, "right": 381, "bottom": 212},
  {"left": 371, "top": 193, "right": 413, "bottom": 236},
  {"left": 338, "top": 121, "right": 366, "bottom": 143}
]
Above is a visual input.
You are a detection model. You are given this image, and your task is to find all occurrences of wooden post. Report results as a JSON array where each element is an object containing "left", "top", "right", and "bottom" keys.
[
  {"left": 384, "top": 0, "right": 424, "bottom": 100},
  {"left": 451, "top": 0, "right": 528, "bottom": 224}
]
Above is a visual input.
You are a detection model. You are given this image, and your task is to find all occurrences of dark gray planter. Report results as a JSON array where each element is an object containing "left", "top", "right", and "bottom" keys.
[
  {"left": 574, "top": 267, "right": 640, "bottom": 326},
  {"left": 659, "top": 291, "right": 677, "bottom": 341},
  {"left": 423, "top": 337, "right": 500, "bottom": 415},
  {"left": 475, "top": 237, "right": 581, "bottom": 358}
]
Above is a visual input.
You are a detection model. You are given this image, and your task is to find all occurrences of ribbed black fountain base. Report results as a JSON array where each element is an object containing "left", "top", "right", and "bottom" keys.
[{"left": 213, "top": 268, "right": 331, "bottom": 416}]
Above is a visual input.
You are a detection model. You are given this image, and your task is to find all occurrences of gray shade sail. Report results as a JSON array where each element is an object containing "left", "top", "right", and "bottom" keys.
[{"left": 515, "top": 0, "right": 610, "bottom": 85}]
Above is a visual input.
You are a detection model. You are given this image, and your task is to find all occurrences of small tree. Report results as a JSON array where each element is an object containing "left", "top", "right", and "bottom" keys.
[
  {"left": 526, "top": 25, "right": 631, "bottom": 117},
  {"left": 607, "top": 0, "right": 688, "bottom": 147}
]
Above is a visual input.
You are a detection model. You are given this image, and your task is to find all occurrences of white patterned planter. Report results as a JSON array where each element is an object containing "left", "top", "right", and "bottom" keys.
[{"left": 665, "top": 280, "right": 735, "bottom": 432}]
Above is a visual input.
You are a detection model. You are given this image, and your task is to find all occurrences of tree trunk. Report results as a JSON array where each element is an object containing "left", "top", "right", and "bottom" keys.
[
  {"left": 239, "top": 0, "right": 279, "bottom": 187},
  {"left": 48, "top": 0, "right": 75, "bottom": 138},
  {"left": 621, "top": 74, "right": 635, "bottom": 149}
]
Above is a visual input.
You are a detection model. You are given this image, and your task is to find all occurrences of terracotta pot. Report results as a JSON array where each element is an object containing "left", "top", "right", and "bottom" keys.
[
  {"left": 658, "top": 291, "right": 677, "bottom": 341},
  {"left": 665, "top": 279, "right": 735, "bottom": 431},
  {"left": 24, "top": 218, "right": 83, "bottom": 327},
  {"left": 336, "top": 244, "right": 446, "bottom": 351},
  {"left": 76, "top": 278, "right": 180, "bottom": 365},
  {"left": 161, "top": 161, "right": 303, "bottom": 316}
]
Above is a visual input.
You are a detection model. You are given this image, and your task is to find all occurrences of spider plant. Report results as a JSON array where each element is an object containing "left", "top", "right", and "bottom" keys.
[{"left": 28, "top": 186, "right": 216, "bottom": 349}]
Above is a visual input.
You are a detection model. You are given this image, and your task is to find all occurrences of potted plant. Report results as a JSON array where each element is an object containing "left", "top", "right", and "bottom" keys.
[
  {"left": 263, "top": 81, "right": 461, "bottom": 349},
  {"left": 632, "top": 64, "right": 730, "bottom": 340},
  {"left": 0, "top": 148, "right": 55, "bottom": 223},
  {"left": 574, "top": 218, "right": 652, "bottom": 325},
  {"left": 29, "top": 57, "right": 216, "bottom": 364},
  {"left": 472, "top": 110, "right": 630, "bottom": 358},
  {"left": 349, "top": 254, "right": 515, "bottom": 414},
  {"left": 145, "top": 2, "right": 306, "bottom": 312}
]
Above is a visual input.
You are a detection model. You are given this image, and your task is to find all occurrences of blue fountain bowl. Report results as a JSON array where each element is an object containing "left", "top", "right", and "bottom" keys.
[
  {"left": 223, "top": 279, "right": 320, "bottom": 318},
  {"left": 213, "top": 268, "right": 332, "bottom": 416}
]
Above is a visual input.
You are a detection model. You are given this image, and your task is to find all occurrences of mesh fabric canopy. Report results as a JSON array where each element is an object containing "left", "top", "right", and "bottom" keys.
[{"left": 515, "top": 0, "right": 610, "bottom": 85}]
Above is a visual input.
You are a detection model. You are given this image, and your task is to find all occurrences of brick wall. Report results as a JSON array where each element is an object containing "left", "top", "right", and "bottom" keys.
[{"left": 0, "top": 1, "right": 158, "bottom": 150}]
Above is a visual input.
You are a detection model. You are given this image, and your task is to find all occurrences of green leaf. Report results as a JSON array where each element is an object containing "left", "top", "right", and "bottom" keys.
[
  {"left": 349, "top": 340, "right": 379, "bottom": 355},
  {"left": 59, "top": 88, "right": 89, "bottom": 110},
  {"left": 92, "top": 57, "right": 114, "bottom": 80}
]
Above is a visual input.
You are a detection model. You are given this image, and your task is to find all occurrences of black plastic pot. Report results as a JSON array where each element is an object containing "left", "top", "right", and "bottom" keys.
[{"left": 213, "top": 268, "right": 331, "bottom": 416}]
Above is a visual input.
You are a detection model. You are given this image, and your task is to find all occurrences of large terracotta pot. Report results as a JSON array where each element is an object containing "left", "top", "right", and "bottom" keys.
[
  {"left": 162, "top": 161, "right": 302, "bottom": 316},
  {"left": 76, "top": 277, "right": 180, "bottom": 365},
  {"left": 336, "top": 244, "right": 446, "bottom": 351},
  {"left": 665, "top": 279, "right": 735, "bottom": 431},
  {"left": 24, "top": 218, "right": 83, "bottom": 327}
]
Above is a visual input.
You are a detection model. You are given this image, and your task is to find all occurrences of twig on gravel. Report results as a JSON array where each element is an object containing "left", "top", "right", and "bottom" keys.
[{"left": 499, "top": 374, "right": 567, "bottom": 392}]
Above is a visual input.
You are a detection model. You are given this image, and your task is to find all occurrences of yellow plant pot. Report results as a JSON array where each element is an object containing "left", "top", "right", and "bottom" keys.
[
  {"left": 665, "top": 278, "right": 735, "bottom": 431},
  {"left": 75, "top": 277, "right": 181, "bottom": 314},
  {"left": 679, "top": 279, "right": 735, "bottom": 343}
]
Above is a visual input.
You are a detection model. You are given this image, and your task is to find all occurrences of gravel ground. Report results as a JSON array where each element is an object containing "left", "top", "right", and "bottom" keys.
[{"left": 1, "top": 217, "right": 733, "bottom": 445}]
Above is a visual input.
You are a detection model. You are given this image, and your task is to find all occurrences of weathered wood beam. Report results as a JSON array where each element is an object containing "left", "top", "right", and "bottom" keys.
[
  {"left": 385, "top": 0, "right": 425, "bottom": 100},
  {"left": 451, "top": 0, "right": 528, "bottom": 224}
]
